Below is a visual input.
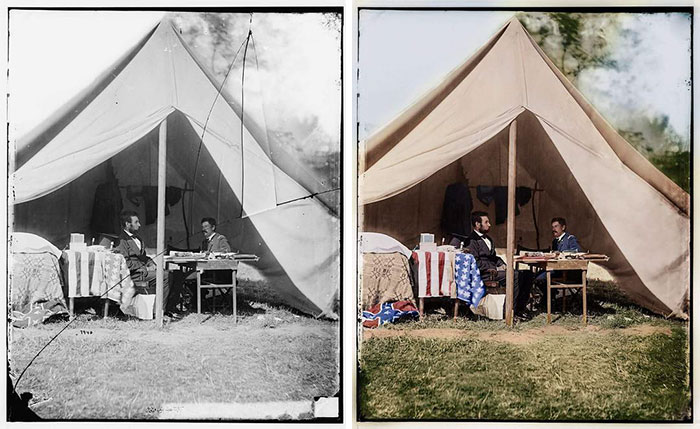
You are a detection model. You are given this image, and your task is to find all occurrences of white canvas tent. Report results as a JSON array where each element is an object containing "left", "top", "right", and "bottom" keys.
[
  {"left": 11, "top": 20, "right": 340, "bottom": 318},
  {"left": 359, "top": 17, "right": 689, "bottom": 318}
]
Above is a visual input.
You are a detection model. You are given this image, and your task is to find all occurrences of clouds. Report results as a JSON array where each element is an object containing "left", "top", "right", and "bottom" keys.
[
  {"left": 358, "top": 11, "right": 691, "bottom": 147},
  {"left": 577, "top": 13, "right": 691, "bottom": 143},
  {"left": 247, "top": 13, "right": 341, "bottom": 144}
]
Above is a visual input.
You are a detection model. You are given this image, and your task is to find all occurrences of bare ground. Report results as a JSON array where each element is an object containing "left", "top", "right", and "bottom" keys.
[{"left": 362, "top": 324, "right": 672, "bottom": 345}]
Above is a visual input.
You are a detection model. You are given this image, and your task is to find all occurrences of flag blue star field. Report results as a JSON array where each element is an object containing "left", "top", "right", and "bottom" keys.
[
  {"left": 455, "top": 253, "right": 485, "bottom": 308},
  {"left": 362, "top": 300, "right": 419, "bottom": 328}
]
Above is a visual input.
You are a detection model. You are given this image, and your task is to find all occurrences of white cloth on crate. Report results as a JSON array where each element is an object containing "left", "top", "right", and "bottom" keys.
[
  {"left": 359, "top": 232, "right": 412, "bottom": 259},
  {"left": 10, "top": 233, "right": 61, "bottom": 258}
]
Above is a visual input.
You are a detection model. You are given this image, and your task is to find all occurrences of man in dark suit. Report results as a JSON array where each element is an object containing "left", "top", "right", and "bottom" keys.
[
  {"left": 114, "top": 210, "right": 184, "bottom": 319},
  {"left": 200, "top": 217, "right": 232, "bottom": 253},
  {"left": 465, "top": 211, "right": 533, "bottom": 320}
]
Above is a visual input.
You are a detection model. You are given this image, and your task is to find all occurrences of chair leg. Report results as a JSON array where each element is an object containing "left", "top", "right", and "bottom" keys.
[
  {"left": 197, "top": 272, "right": 202, "bottom": 314},
  {"left": 419, "top": 298, "right": 425, "bottom": 319},
  {"left": 453, "top": 299, "right": 459, "bottom": 320},
  {"left": 562, "top": 290, "right": 567, "bottom": 314},
  {"left": 103, "top": 299, "right": 109, "bottom": 319},
  {"left": 232, "top": 274, "right": 237, "bottom": 324},
  {"left": 582, "top": 270, "right": 587, "bottom": 325},
  {"left": 546, "top": 272, "right": 551, "bottom": 324}
]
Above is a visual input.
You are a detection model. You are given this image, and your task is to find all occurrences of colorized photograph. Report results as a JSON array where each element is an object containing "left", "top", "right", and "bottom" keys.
[
  {"left": 7, "top": 9, "right": 342, "bottom": 421},
  {"left": 357, "top": 9, "right": 690, "bottom": 421}
]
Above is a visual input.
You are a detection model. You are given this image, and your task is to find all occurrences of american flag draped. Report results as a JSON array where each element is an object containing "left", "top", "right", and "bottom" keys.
[
  {"left": 454, "top": 252, "right": 486, "bottom": 308},
  {"left": 411, "top": 250, "right": 454, "bottom": 298}
]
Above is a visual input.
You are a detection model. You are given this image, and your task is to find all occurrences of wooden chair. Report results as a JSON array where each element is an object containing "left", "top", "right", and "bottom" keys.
[{"left": 547, "top": 269, "right": 586, "bottom": 323}]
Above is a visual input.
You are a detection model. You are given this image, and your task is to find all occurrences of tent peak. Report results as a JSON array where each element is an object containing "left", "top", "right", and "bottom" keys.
[
  {"left": 151, "top": 16, "right": 177, "bottom": 36},
  {"left": 504, "top": 15, "right": 529, "bottom": 35}
]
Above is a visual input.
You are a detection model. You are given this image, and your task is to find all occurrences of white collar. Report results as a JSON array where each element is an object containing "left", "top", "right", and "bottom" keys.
[
  {"left": 124, "top": 229, "right": 136, "bottom": 238},
  {"left": 474, "top": 230, "right": 487, "bottom": 239},
  {"left": 206, "top": 232, "right": 217, "bottom": 241},
  {"left": 555, "top": 232, "right": 566, "bottom": 241}
]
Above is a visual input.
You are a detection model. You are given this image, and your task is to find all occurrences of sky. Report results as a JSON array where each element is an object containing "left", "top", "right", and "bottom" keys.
[
  {"left": 8, "top": 11, "right": 165, "bottom": 141},
  {"left": 357, "top": 10, "right": 692, "bottom": 146},
  {"left": 8, "top": 10, "right": 341, "bottom": 147}
]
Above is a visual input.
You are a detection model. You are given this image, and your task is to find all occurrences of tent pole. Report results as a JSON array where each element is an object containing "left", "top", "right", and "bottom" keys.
[
  {"left": 155, "top": 118, "right": 167, "bottom": 327},
  {"left": 505, "top": 120, "right": 517, "bottom": 327}
]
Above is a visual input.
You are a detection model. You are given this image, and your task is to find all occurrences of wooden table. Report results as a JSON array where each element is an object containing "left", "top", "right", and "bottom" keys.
[
  {"left": 165, "top": 255, "right": 257, "bottom": 322},
  {"left": 515, "top": 256, "right": 608, "bottom": 324}
]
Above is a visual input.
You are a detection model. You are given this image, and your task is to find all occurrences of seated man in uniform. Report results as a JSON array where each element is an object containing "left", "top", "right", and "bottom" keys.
[
  {"left": 549, "top": 217, "right": 581, "bottom": 253},
  {"left": 534, "top": 217, "right": 583, "bottom": 300},
  {"left": 114, "top": 210, "right": 185, "bottom": 319},
  {"left": 465, "top": 211, "right": 533, "bottom": 320},
  {"left": 176, "top": 217, "right": 235, "bottom": 311},
  {"left": 200, "top": 217, "right": 232, "bottom": 253}
]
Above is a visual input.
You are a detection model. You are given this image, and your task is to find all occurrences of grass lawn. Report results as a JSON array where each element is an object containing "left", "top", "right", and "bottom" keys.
[
  {"left": 358, "top": 280, "right": 690, "bottom": 421},
  {"left": 8, "top": 277, "right": 340, "bottom": 420}
]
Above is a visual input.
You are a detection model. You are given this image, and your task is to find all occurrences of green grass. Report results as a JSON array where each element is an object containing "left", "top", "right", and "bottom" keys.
[
  {"left": 8, "top": 282, "right": 339, "bottom": 420},
  {"left": 359, "top": 327, "right": 689, "bottom": 421},
  {"left": 359, "top": 280, "right": 690, "bottom": 421}
]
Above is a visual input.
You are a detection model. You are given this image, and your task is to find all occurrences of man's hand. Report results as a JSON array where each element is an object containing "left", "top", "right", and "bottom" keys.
[
  {"left": 137, "top": 266, "right": 149, "bottom": 280},
  {"left": 497, "top": 265, "right": 506, "bottom": 271},
  {"left": 146, "top": 259, "right": 156, "bottom": 270}
]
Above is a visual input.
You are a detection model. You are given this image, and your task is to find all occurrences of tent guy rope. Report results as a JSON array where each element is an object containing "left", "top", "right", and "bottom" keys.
[
  {"left": 190, "top": 24, "right": 249, "bottom": 234},
  {"left": 239, "top": 15, "right": 253, "bottom": 219}
]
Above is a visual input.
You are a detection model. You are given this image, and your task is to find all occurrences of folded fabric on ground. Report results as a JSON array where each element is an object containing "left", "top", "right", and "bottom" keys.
[
  {"left": 10, "top": 252, "right": 68, "bottom": 328},
  {"left": 454, "top": 252, "right": 486, "bottom": 309},
  {"left": 362, "top": 253, "right": 414, "bottom": 309},
  {"left": 362, "top": 300, "right": 419, "bottom": 328},
  {"left": 472, "top": 294, "right": 505, "bottom": 320}
]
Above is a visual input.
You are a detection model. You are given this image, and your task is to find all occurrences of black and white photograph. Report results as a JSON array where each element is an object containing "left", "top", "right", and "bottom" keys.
[
  {"left": 6, "top": 8, "right": 342, "bottom": 421},
  {"left": 356, "top": 8, "right": 691, "bottom": 421}
]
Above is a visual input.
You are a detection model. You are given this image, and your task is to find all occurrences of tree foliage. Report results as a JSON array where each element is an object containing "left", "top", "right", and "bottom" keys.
[
  {"left": 518, "top": 12, "right": 689, "bottom": 193},
  {"left": 517, "top": 12, "right": 619, "bottom": 82},
  {"left": 168, "top": 12, "right": 341, "bottom": 211},
  {"left": 650, "top": 151, "right": 690, "bottom": 193},
  {"left": 171, "top": 13, "right": 273, "bottom": 78},
  {"left": 620, "top": 116, "right": 690, "bottom": 193}
]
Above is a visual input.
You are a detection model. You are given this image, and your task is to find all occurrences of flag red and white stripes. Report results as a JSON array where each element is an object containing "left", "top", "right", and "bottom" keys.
[
  {"left": 411, "top": 250, "right": 455, "bottom": 298},
  {"left": 64, "top": 250, "right": 133, "bottom": 302}
]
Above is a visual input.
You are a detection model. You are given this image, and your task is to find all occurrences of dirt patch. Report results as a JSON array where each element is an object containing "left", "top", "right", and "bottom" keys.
[
  {"left": 476, "top": 325, "right": 574, "bottom": 345},
  {"left": 362, "top": 324, "right": 672, "bottom": 345}
]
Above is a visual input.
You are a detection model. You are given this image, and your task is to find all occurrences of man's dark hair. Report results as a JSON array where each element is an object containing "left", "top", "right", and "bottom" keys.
[
  {"left": 120, "top": 210, "right": 139, "bottom": 228},
  {"left": 551, "top": 217, "right": 567, "bottom": 227},
  {"left": 471, "top": 211, "right": 488, "bottom": 227},
  {"left": 201, "top": 217, "right": 217, "bottom": 227}
]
